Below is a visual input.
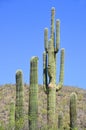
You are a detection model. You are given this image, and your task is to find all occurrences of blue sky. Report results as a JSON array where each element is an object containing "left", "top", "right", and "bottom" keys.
[{"left": 0, "top": 0, "right": 86, "bottom": 89}]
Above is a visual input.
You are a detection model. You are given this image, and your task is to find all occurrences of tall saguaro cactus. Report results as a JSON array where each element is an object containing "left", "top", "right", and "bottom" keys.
[
  {"left": 70, "top": 92, "right": 77, "bottom": 130},
  {"left": 29, "top": 57, "right": 38, "bottom": 130},
  {"left": 15, "top": 70, "right": 24, "bottom": 130},
  {"left": 43, "top": 7, "right": 65, "bottom": 128}
]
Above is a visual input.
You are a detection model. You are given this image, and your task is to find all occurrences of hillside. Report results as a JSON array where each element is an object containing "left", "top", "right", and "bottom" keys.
[{"left": 0, "top": 84, "right": 86, "bottom": 130}]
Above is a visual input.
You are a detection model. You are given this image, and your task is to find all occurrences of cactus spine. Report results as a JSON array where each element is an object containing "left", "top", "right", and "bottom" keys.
[
  {"left": 43, "top": 7, "right": 65, "bottom": 128},
  {"left": 70, "top": 92, "right": 77, "bottom": 130},
  {"left": 15, "top": 70, "right": 24, "bottom": 130},
  {"left": 29, "top": 57, "right": 38, "bottom": 130}
]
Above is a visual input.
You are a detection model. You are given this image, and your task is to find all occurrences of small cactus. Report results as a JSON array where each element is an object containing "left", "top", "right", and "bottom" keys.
[
  {"left": 70, "top": 92, "right": 77, "bottom": 130},
  {"left": 15, "top": 70, "right": 24, "bottom": 130},
  {"left": 29, "top": 57, "right": 38, "bottom": 130},
  {"left": 9, "top": 102, "right": 15, "bottom": 130},
  {"left": 58, "top": 111, "right": 63, "bottom": 130}
]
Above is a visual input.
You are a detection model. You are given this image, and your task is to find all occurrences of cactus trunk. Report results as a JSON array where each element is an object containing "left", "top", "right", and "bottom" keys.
[
  {"left": 47, "top": 87, "right": 56, "bottom": 128},
  {"left": 29, "top": 57, "right": 38, "bottom": 130}
]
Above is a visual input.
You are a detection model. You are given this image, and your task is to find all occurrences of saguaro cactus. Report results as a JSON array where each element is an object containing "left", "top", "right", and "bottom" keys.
[
  {"left": 9, "top": 102, "right": 15, "bottom": 130},
  {"left": 70, "top": 92, "right": 77, "bottom": 130},
  {"left": 15, "top": 70, "right": 24, "bottom": 130},
  {"left": 43, "top": 7, "right": 65, "bottom": 128},
  {"left": 29, "top": 57, "right": 38, "bottom": 130},
  {"left": 58, "top": 111, "right": 63, "bottom": 130}
]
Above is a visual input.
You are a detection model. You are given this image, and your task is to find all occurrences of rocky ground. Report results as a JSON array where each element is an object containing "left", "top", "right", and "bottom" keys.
[{"left": 0, "top": 84, "right": 86, "bottom": 130}]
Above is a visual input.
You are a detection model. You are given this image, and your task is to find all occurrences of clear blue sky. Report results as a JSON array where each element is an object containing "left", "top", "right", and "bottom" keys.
[{"left": 0, "top": 0, "right": 86, "bottom": 89}]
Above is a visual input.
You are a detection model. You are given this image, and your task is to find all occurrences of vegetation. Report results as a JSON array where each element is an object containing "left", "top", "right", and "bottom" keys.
[
  {"left": 0, "top": 85, "right": 86, "bottom": 129},
  {"left": 0, "top": 7, "right": 86, "bottom": 130}
]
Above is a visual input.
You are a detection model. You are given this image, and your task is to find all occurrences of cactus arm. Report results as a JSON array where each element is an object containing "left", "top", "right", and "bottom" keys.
[
  {"left": 56, "top": 48, "right": 65, "bottom": 91},
  {"left": 43, "top": 51, "right": 48, "bottom": 93},
  {"left": 51, "top": 7, "right": 55, "bottom": 42},
  {"left": 55, "top": 19, "right": 60, "bottom": 53},
  {"left": 44, "top": 28, "right": 48, "bottom": 53},
  {"left": 29, "top": 56, "right": 38, "bottom": 130}
]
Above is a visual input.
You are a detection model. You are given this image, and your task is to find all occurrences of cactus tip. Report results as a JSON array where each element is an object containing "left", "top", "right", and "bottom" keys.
[
  {"left": 30, "top": 56, "right": 38, "bottom": 62},
  {"left": 44, "top": 27, "right": 48, "bottom": 31},
  {"left": 51, "top": 7, "right": 55, "bottom": 15},
  {"left": 16, "top": 69, "right": 22, "bottom": 75},
  {"left": 70, "top": 92, "right": 77, "bottom": 97},
  {"left": 56, "top": 19, "right": 60, "bottom": 22},
  {"left": 51, "top": 7, "right": 55, "bottom": 11},
  {"left": 61, "top": 48, "right": 65, "bottom": 51},
  {"left": 56, "top": 19, "right": 60, "bottom": 21},
  {"left": 31, "top": 56, "right": 38, "bottom": 61}
]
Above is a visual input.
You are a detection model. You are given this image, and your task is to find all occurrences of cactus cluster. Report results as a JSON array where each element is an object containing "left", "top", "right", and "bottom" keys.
[{"left": 0, "top": 7, "right": 79, "bottom": 130}]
